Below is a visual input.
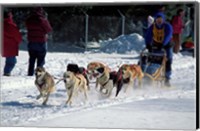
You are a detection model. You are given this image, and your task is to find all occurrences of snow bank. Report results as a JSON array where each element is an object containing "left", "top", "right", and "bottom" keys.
[{"left": 99, "top": 33, "right": 145, "bottom": 54}]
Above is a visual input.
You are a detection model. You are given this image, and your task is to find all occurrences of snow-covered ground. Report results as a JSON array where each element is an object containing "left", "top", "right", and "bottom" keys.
[{"left": 0, "top": 34, "right": 196, "bottom": 130}]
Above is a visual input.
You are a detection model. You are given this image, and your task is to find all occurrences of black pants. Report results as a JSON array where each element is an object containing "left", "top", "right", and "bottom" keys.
[{"left": 28, "top": 50, "right": 46, "bottom": 76}]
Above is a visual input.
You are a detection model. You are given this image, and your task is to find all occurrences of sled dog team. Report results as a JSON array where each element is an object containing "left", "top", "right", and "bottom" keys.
[{"left": 35, "top": 62, "right": 144, "bottom": 105}]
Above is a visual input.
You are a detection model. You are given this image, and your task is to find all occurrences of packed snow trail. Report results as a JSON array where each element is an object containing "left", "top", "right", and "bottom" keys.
[{"left": 0, "top": 50, "right": 196, "bottom": 130}]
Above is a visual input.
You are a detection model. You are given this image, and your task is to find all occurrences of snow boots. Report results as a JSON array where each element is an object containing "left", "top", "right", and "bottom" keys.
[{"left": 164, "top": 78, "right": 171, "bottom": 87}]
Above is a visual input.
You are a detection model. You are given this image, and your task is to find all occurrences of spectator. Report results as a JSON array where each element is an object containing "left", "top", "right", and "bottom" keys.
[
  {"left": 2, "top": 9, "right": 22, "bottom": 76},
  {"left": 142, "top": 15, "right": 154, "bottom": 37},
  {"left": 145, "top": 12, "right": 173, "bottom": 87},
  {"left": 25, "top": 7, "right": 52, "bottom": 76},
  {"left": 171, "top": 8, "right": 185, "bottom": 53},
  {"left": 147, "top": 15, "right": 155, "bottom": 28}
]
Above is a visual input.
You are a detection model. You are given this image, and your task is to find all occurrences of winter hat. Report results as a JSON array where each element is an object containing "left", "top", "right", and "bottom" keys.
[{"left": 154, "top": 12, "right": 166, "bottom": 21}]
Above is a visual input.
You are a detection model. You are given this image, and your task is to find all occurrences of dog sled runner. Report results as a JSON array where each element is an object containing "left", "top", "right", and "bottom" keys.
[{"left": 139, "top": 48, "right": 167, "bottom": 83}]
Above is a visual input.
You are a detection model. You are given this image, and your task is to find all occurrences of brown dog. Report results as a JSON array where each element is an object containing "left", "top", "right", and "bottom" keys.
[
  {"left": 87, "top": 62, "right": 111, "bottom": 80},
  {"left": 63, "top": 71, "right": 88, "bottom": 106},
  {"left": 35, "top": 67, "right": 55, "bottom": 105},
  {"left": 120, "top": 64, "right": 144, "bottom": 92}
]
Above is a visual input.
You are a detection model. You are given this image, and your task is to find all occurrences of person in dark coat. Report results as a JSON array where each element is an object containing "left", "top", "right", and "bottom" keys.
[
  {"left": 145, "top": 12, "right": 173, "bottom": 87},
  {"left": 2, "top": 9, "right": 22, "bottom": 76},
  {"left": 26, "top": 7, "right": 52, "bottom": 76}
]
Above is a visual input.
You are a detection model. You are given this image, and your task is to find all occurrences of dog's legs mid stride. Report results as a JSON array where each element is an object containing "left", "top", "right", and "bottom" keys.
[
  {"left": 36, "top": 92, "right": 50, "bottom": 105},
  {"left": 42, "top": 92, "right": 50, "bottom": 105},
  {"left": 98, "top": 80, "right": 114, "bottom": 98},
  {"left": 66, "top": 86, "right": 88, "bottom": 106},
  {"left": 35, "top": 85, "right": 52, "bottom": 105},
  {"left": 36, "top": 93, "right": 42, "bottom": 100},
  {"left": 66, "top": 89, "right": 73, "bottom": 106},
  {"left": 124, "top": 81, "right": 133, "bottom": 93}
]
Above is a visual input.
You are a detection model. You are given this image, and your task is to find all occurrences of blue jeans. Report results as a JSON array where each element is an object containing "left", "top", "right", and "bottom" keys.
[
  {"left": 4, "top": 57, "right": 17, "bottom": 74},
  {"left": 165, "top": 47, "right": 173, "bottom": 79},
  {"left": 27, "top": 42, "right": 47, "bottom": 76},
  {"left": 28, "top": 50, "right": 46, "bottom": 76}
]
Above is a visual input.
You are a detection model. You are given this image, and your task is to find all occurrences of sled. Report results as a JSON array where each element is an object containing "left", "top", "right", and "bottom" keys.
[{"left": 139, "top": 48, "right": 167, "bottom": 84}]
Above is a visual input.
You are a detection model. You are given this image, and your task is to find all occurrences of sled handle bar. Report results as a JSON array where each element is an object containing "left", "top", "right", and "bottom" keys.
[{"left": 141, "top": 48, "right": 166, "bottom": 57}]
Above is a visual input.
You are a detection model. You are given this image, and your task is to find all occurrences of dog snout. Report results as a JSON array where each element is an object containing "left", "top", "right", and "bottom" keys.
[{"left": 35, "top": 72, "right": 40, "bottom": 76}]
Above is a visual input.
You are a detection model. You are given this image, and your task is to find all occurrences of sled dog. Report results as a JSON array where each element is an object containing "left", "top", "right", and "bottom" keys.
[
  {"left": 120, "top": 64, "right": 144, "bottom": 92},
  {"left": 94, "top": 66, "right": 123, "bottom": 97},
  {"left": 35, "top": 67, "right": 55, "bottom": 105},
  {"left": 63, "top": 71, "right": 88, "bottom": 106},
  {"left": 87, "top": 62, "right": 110, "bottom": 80}
]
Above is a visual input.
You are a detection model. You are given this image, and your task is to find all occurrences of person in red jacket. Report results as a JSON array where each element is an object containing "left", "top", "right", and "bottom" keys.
[
  {"left": 26, "top": 7, "right": 52, "bottom": 76},
  {"left": 2, "top": 9, "right": 22, "bottom": 76},
  {"left": 171, "top": 9, "right": 185, "bottom": 54}
]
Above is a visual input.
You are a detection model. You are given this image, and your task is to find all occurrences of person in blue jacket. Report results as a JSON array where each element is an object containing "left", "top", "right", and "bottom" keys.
[{"left": 145, "top": 12, "right": 173, "bottom": 87}]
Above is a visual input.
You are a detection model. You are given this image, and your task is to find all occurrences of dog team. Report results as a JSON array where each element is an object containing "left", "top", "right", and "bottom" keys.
[{"left": 35, "top": 61, "right": 144, "bottom": 106}]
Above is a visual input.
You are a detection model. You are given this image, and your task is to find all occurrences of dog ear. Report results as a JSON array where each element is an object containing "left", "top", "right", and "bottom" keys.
[{"left": 96, "top": 67, "right": 104, "bottom": 73}]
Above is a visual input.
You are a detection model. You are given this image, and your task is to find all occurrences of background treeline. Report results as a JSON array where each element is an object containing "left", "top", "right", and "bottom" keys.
[{"left": 4, "top": 3, "right": 195, "bottom": 45}]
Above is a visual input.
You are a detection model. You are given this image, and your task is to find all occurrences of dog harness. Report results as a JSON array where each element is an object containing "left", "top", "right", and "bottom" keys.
[
  {"left": 102, "top": 79, "right": 110, "bottom": 87},
  {"left": 36, "top": 73, "right": 46, "bottom": 89},
  {"left": 99, "top": 72, "right": 110, "bottom": 87},
  {"left": 153, "top": 23, "right": 165, "bottom": 44},
  {"left": 75, "top": 75, "right": 82, "bottom": 85},
  {"left": 36, "top": 81, "right": 45, "bottom": 89}
]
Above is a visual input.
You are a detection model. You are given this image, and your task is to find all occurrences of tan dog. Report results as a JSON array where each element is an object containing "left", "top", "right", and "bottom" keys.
[
  {"left": 35, "top": 67, "right": 55, "bottom": 105},
  {"left": 63, "top": 71, "right": 88, "bottom": 106},
  {"left": 93, "top": 67, "right": 114, "bottom": 97},
  {"left": 87, "top": 62, "right": 110, "bottom": 80},
  {"left": 120, "top": 64, "right": 144, "bottom": 92}
]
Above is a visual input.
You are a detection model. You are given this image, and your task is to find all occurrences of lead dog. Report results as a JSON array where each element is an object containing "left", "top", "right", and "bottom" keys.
[
  {"left": 63, "top": 71, "right": 88, "bottom": 106},
  {"left": 35, "top": 67, "right": 55, "bottom": 105}
]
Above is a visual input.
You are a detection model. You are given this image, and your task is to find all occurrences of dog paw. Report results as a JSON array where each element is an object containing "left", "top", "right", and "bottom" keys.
[
  {"left": 36, "top": 95, "right": 42, "bottom": 100},
  {"left": 42, "top": 102, "right": 47, "bottom": 106},
  {"left": 65, "top": 101, "right": 70, "bottom": 106},
  {"left": 65, "top": 103, "right": 72, "bottom": 108}
]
